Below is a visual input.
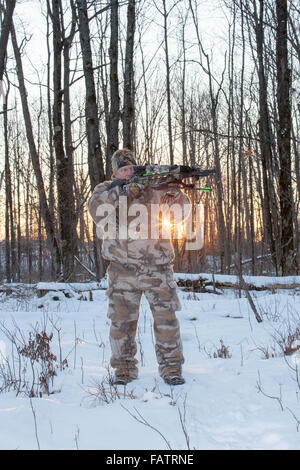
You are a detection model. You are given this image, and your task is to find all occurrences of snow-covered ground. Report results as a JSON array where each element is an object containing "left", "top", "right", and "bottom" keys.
[{"left": 0, "top": 275, "right": 300, "bottom": 450}]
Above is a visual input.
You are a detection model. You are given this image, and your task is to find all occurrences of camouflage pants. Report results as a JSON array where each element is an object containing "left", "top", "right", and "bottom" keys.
[{"left": 106, "top": 261, "right": 184, "bottom": 379}]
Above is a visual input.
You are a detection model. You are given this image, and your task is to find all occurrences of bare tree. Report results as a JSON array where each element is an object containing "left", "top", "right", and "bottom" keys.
[
  {"left": 243, "top": 0, "right": 280, "bottom": 273},
  {"left": 153, "top": 0, "right": 178, "bottom": 165},
  {"left": 0, "top": 0, "right": 16, "bottom": 81},
  {"left": 188, "top": 0, "right": 228, "bottom": 272},
  {"left": 76, "top": 0, "right": 105, "bottom": 189},
  {"left": 106, "top": 0, "right": 120, "bottom": 177},
  {"left": 276, "top": 0, "right": 297, "bottom": 274},
  {"left": 76, "top": 0, "right": 108, "bottom": 280},
  {"left": 49, "top": 0, "right": 78, "bottom": 280},
  {"left": 122, "top": 0, "right": 136, "bottom": 149},
  {"left": 3, "top": 84, "right": 13, "bottom": 281},
  {"left": 11, "top": 21, "right": 62, "bottom": 279}
]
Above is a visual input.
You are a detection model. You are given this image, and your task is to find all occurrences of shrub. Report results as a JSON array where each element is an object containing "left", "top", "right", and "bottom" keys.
[{"left": 0, "top": 319, "right": 68, "bottom": 397}]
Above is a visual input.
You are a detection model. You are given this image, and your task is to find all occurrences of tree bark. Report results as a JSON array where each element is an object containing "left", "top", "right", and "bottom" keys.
[
  {"left": 188, "top": 0, "right": 227, "bottom": 272},
  {"left": 106, "top": 0, "right": 120, "bottom": 177},
  {"left": 251, "top": 0, "right": 280, "bottom": 273},
  {"left": 11, "top": 21, "right": 62, "bottom": 279},
  {"left": 51, "top": 0, "right": 79, "bottom": 280},
  {"left": 76, "top": 0, "right": 107, "bottom": 280},
  {"left": 123, "top": 0, "right": 136, "bottom": 150},
  {"left": 162, "top": 0, "right": 174, "bottom": 165},
  {"left": 276, "top": 0, "right": 296, "bottom": 274},
  {"left": 76, "top": 0, "right": 105, "bottom": 189},
  {"left": 3, "top": 92, "right": 11, "bottom": 282},
  {"left": 0, "top": 0, "right": 16, "bottom": 81}
]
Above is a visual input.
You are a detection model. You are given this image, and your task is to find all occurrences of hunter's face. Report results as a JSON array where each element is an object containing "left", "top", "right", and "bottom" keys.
[{"left": 114, "top": 164, "right": 134, "bottom": 180}]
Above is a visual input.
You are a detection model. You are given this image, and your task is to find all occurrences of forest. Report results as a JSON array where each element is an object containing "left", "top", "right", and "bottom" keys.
[{"left": 0, "top": 0, "right": 299, "bottom": 282}]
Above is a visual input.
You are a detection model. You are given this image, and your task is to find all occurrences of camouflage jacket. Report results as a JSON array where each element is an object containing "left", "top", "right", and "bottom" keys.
[{"left": 88, "top": 179, "right": 191, "bottom": 266}]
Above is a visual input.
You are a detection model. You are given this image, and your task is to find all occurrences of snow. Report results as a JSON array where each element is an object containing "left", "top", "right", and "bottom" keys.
[
  {"left": 36, "top": 273, "right": 300, "bottom": 292},
  {"left": 0, "top": 276, "right": 300, "bottom": 450},
  {"left": 175, "top": 272, "right": 300, "bottom": 287},
  {"left": 36, "top": 280, "right": 107, "bottom": 291}
]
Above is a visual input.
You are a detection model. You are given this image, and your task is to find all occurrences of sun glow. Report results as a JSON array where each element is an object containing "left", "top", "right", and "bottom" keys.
[{"left": 162, "top": 218, "right": 185, "bottom": 239}]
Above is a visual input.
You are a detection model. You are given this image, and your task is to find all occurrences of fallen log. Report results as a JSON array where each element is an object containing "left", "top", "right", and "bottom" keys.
[{"left": 175, "top": 274, "right": 300, "bottom": 292}]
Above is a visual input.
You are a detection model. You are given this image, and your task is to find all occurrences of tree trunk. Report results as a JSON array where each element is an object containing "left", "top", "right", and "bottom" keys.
[
  {"left": 76, "top": 0, "right": 105, "bottom": 189},
  {"left": 46, "top": 7, "right": 56, "bottom": 279},
  {"left": 162, "top": 0, "right": 174, "bottom": 165},
  {"left": 3, "top": 93, "right": 11, "bottom": 282},
  {"left": 0, "top": 0, "right": 16, "bottom": 81},
  {"left": 123, "top": 0, "right": 136, "bottom": 150},
  {"left": 180, "top": 14, "right": 188, "bottom": 166},
  {"left": 76, "top": 0, "right": 107, "bottom": 280},
  {"left": 107, "top": 0, "right": 120, "bottom": 177},
  {"left": 11, "top": 21, "right": 62, "bottom": 279},
  {"left": 188, "top": 0, "right": 227, "bottom": 272},
  {"left": 276, "top": 0, "right": 296, "bottom": 274},
  {"left": 51, "top": 0, "right": 78, "bottom": 281},
  {"left": 253, "top": 0, "right": 280, "bottom": 273}
]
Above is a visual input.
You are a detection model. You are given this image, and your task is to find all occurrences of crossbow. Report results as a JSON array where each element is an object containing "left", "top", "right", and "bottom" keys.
[{"left": 109, "top": 164, "right": 216, "bottom": 191}]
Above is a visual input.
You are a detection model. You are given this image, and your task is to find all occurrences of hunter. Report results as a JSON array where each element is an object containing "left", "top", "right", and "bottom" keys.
[{"left": 88, "top": 149, "right": 191, "bottom": 386}]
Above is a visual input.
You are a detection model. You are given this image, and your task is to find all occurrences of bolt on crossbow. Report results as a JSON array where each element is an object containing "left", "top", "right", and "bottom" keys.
[{"left": 109, "top": 164, "right": 216, "bottom": 191}]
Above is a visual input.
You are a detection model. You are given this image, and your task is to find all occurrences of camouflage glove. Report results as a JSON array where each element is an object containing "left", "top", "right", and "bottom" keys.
[{"left": 122, "top": 182, "right": 144, "bottom": 199}]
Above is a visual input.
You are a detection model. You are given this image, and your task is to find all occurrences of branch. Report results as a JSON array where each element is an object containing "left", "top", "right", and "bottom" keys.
[
  {"left": 74, "top": 256, "right": 97, "bottom": 279},
  {"left": 120, "top": 404, "right": 172, "bottom": 450}
]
